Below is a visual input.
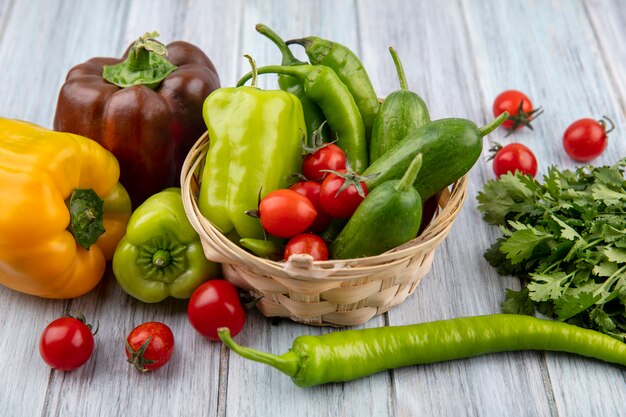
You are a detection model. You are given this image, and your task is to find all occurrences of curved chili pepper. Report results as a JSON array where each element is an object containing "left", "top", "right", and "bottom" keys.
[
  {"left": 219, "top": 314, "right": 626, "bottom": 387},
  {"left": 286, "top": 35, "right": 380, "bottom": 140},
  {"left": 255, "top": 24, "right": 327, "bottom": 141},
  {"left": 237, "top": 64, "right": 368, "bottom": 173}
]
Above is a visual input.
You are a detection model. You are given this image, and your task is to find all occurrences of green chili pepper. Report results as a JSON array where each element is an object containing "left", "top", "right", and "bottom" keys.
[
  {"left": 239, "top": 237, "right": 284, "bottom": 260},
  {"left": 113, "top": 188, "right": 220, "bottom": 303},
  {"left": 369, "top": 47, "right": 430, "bottom": 163},
  {"left": 286, "top": 35, "right": 380, "bottom": 140},
  {"left": 255, "top": 24, "right": 327, "bottom": 141},
  {"left": 237, "top": 64, "right": 368, "bottom": 173},
  {"left": 199, "top": 56, "right": 306, "bottom": 239},
  {"left": 218, "top": 314, "right": 626, "bottom": 387}
]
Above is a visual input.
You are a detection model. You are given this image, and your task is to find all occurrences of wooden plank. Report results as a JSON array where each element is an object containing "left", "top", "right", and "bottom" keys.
[
  {"left": 585, "top": 0, "right": 626, "bottom": 115},
  {"left": 358, "top": 1, "right": 553, "bottom": 416},
  {"left": 36, "top": 1, "right": 242, "bottom": 416},
  {"left": 222, "top": 2, "right": 391, "bottom": 417},
  {"left": 460, "top": 0, "right": 626, "bottom": 415},
  {"left": 0, "top": 1, "right": 129, "bottom": 416}
]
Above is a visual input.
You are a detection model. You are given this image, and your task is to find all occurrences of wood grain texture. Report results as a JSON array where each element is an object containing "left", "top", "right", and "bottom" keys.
[{"left": 0, "top": 1, "right": 624, "bottom": 416}]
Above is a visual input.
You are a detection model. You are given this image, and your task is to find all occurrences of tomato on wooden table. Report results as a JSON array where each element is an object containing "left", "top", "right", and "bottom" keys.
[
  {"left": 492, "top": 90, "right": 543, "bottom": 132},
  {"left": 490, "top": 143, "right": 538, "bottom": 178},
  {"left": 125, "top": 321, "right": 175, "bottom": 372},
  {"left": 562, "top": 116, "right": 613, "bottom": 162},
  {"left": 187, "top": 280, "right": 246, "bottom": 341},
  {"left": 39, "top": 314, "right": 95, "bottom": 371}
]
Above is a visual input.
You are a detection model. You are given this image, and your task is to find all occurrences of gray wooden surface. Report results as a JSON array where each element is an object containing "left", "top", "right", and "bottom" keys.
[{"left": 0, "top": 0, "right": 625, "bottom": 416}]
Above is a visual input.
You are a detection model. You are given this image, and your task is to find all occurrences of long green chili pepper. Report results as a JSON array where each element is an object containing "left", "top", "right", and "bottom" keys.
[
  {"left": 237, "top": 64, "right": 368, "bottom": 173},
  {"left": 255, "top": 24, "right": 327, "bottom": 140},
  {"left": 218, "top": 314, "right": 626, "bottom": 387},
  {"left": 286, "top": 36, "right": 380, "bottom": 140}
]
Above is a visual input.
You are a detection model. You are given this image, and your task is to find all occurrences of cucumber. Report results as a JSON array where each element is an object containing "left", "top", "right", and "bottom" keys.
[
  {"left": 363, "top": 113, "right": 508, "bottom": 200},
  {"left": 331, "top": 154, "right": 423, "bottom": 259},
  {"left": 369, "top": 47, "right": 430, "bottom": 163}
]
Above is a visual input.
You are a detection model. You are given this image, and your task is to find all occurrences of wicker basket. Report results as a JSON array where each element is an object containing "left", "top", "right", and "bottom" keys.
[{"left": 181, "top": 132, "right": 468, "bottom": 326}]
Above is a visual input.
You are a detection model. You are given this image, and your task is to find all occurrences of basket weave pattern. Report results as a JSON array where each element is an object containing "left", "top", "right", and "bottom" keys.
[{"left": 181, "top": 132, "right": 468, "bottom": 326}]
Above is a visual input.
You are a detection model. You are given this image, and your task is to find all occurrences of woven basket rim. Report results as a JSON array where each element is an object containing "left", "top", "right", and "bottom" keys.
[{"left": 181, "top": 131, "right": 468, "bottom": 282}]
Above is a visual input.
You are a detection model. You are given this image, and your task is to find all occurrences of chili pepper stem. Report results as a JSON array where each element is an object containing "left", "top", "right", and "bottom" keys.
[
  {"left": 217, "top": 328, "right": 300, "bottom": 377},
  {"left": 256, "top": 24, "right": 303, "bottom": 66},
  {"left": 243, "top": 55, "right": 259, "bottom": 88},
  {"left": 237, "top": 65, "right": 308, "bottom": 87},
  {"left": 394, "top": 153, "right": 423, "bottom": 192},
  {"left": 389, "top": 47, "right": 409, "bottom": 90},
  {"left": 479, "top": 111, "right": 509, "bottom": 137}
]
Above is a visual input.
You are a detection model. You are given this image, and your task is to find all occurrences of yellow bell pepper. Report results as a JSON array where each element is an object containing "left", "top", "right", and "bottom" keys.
[{"left": 0, "top": 118, "right": 132, "bottom": 298}]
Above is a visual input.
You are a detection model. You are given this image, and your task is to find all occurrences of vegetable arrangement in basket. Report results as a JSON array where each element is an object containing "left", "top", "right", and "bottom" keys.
[{"left": 197, "top": 24, "right": 507, "bottom": 262}]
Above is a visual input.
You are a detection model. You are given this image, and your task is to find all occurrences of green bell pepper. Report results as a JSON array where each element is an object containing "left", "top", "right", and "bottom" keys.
[
  {"left": 113, "top": 188, "right": 220, "bottom": 303},
  {"left": 198, "top": 56, "right": 306, "bottom": 239}
]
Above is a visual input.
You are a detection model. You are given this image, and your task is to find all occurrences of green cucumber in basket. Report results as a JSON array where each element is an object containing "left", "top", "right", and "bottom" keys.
[
  {"left": 363, "top": 112, "right": 509, "bottom": 200},
  {"left": 369, "top": 47, "right": 430, "bottom": 163},
  {"left": 331, "top": 153, "right": 424, "bottom": 259}
]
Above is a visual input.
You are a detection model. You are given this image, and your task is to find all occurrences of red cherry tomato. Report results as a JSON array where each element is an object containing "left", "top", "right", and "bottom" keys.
[
  {"left": 562, "top": 117, "right": 613, "bottom": 162},
  {"left": 258, "top": 189, "right": 317, "bottom": 238},
  {"left": 491, "top": 143, "right": 538, "bottom": 178},
  {"left": 187, "top": 280, "right": 246, "bottom": 341},
  {"left": 289, "top": 181, "right": 332, "bottom": 232},
  {"left": 319, "top": 169, "right": 368, "bottom": 218},
  {"left": 492, "top": 90, "right": 542, "bottom": 131},
  {"left": 125, "top": 321, "right": 175, "bottom": 372},
  {"left": 302, "top": 143, "right": 347, "bottom": 181},
  {"left": 39, "top": 315, "right": 95, "bottom": 371},
  {"left": 284, "top": 234, "right": 329, "bottom": 261}
]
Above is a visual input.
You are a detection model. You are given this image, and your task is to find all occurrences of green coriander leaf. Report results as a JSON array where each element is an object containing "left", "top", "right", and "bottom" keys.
[
  {"left": 501, "top": 288, "right": 534, "bottom": 315},
  {"left": 477, "top": 173, "right": 534, "bottom": 225},
  {"left": 590, "top": 307, "right": 617, "bottom": 333},
  {"left": 550, "top": 215, "right": 581, "bottom": 241},
  {"left": 593, "top": 163, "right": 626, "bottom": 187},
  {"left": 527, "top": 271, "right": 569, "bottom": 302},
  {"left": 591, "top": 183, "right": 626, "bottom": 206},
  {"left": 500, "top": 223, "right": 552, "bottom": 264},
  {"left": 554, "top": 291, "right": 600, "bottom": 321},
  {"left": 594, "top": 261, "right": 619, "bottom": 277},
  {"left": 603, "top": 246, "right": 626, "bottom": 263}
]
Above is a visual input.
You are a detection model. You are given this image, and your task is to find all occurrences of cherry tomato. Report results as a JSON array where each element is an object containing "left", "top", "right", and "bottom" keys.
[
  {"left": 490, "top": 143, "right": 538, "bottom": 178},
  {"left": 125, "top": 321, "right": 174, "bottom": 372},
  {"left": 562, "top": 116, "right": 613, "bottom": 162},
  {"left": 302, "top": 143, "right": 347, "bottom": 181},
  {"left": 187, "top": 280, "right": 246, "bottom": 341},
  {"left": 319, "top": 169, "right": 368, "bottom": 219},
  {"left": 492, "top": 90, "right": 543, "bottom": 131},
  {"left": 39, "top": 315, "right": 95, "bottom": 371},
  {"left": 284, "top": 233, "right": 329, "bottom": 261},
  {"left": 258, "top": 189, "right": 317, "bottom": 238},
  {"left": 289, "top": 181, "right": 332, "bottom": 232}
]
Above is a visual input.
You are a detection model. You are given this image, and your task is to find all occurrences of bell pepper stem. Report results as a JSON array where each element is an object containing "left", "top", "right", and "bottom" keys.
[
  {"left": 389, "top": 47, "right": 409, "bottom": 90},
  {"left": 394, "top": 153, "right": 423, "bottom": 192},
  {"left": 67, "top": 188, "right": 105, "bottom": 250},
  {"left": 237, "top": 64, "right": 309, "bottom": 87},
  {"left": 152, "top": 250, "right": 171, "bottom": 268},
  {"left": 479, "top": 112, "right": 509, "bottom": 137},
  {"left": 218, "top": 327, "right": 300, "bottom": 378},
  {"left": 102, "top": 31, "right": 176, "bottom": 89},
  {"left": 243, "top": 55, "right": 259, "bottom": 88}
]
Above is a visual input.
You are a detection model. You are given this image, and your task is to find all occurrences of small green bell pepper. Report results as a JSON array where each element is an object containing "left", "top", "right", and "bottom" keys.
[
  {"left": 113, "top": 188, "right": 220, "bottom": 303},
  {"left": 198, "top": 56, "right": 306, "bottom": 239}
]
